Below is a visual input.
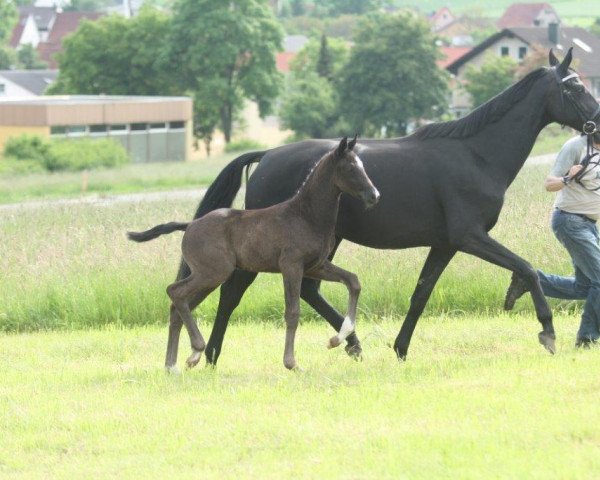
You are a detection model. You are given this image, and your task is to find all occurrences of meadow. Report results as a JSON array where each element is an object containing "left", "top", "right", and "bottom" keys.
[{"left": 2, "top": 149, "right": 600, "bottom": 478}]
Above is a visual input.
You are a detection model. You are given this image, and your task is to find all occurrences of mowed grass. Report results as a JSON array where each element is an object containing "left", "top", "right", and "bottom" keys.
[{"left": 2, "top": 318, "right": 600, "bottom": 479}]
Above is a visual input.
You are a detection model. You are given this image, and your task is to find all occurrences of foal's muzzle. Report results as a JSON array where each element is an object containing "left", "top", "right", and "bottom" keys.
[{"left": 361, "top": 188, "right": 380, "bottom": 209}]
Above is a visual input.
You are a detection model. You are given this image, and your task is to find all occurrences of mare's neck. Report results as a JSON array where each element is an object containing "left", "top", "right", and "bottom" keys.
[
  {"left": 466, "top": 80, "right": 552, "bottom": 186},
  {"left": 292, "top": 157, "right": 341, "bottom": 232}
]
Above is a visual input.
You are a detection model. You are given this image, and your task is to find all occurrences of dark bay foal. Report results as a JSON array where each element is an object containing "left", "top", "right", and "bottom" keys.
[{"left": 128, "top": 137, "right": 380, "bottom": 371}]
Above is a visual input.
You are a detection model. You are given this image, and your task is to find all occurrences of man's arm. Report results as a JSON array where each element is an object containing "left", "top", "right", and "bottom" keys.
[{"left": 545, "top": 164, "right": 584, "bottom": 192}]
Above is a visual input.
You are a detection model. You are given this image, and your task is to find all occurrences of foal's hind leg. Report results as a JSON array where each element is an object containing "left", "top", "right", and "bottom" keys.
[
  {"left": 281, "top": 265, "right": 304, "bottom": 370},
  {"left": 306, "top": 260, "right": 361, "bottom": 349},
  {"left": 167, "top": 276, "right": 217, "bottom": 369}
]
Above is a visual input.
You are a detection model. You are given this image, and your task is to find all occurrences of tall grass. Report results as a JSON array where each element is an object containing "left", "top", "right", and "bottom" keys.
[{"left": 0, "top": 162, "right": 581, "bottom": 333}]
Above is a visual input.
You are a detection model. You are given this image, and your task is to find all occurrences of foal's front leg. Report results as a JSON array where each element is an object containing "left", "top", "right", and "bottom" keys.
[
  {"left": 281, "top": 265, "right": 304, "bottom": 370},
  {"left": 306, "top": 260, "right": 361, "bottom": 349}
]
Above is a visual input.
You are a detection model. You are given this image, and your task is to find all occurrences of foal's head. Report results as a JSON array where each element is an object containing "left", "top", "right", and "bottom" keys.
[{"left": 331, "top": 136, "right": 380, "bottom": 208}]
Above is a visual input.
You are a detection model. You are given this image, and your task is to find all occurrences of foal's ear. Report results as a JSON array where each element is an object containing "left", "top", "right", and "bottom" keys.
[
  {"left": 336, "top": 136, "right": 348, "bottom": 157},
  {"left": 348, "top": 134, "right": 358, "bottom": 151},
  {"left": 558, "top": 47, "right": 573, "bottom": 73},
  {"left": 549, "top": 48, "right": 559, "bottom": 67}
]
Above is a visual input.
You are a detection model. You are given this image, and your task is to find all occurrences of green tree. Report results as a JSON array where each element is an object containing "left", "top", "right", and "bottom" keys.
[
  {"left": 290, "top": 35, "right": 349, "bottom": 78},
  {"left": 192, "top": 89, "right": 221, "bottom": 157},
  {"left": 314, "top": 0, "right": 381, "bottom": 16},
  {"left": 0, "top": 44, "right": 16, "bottom": 69},
  {"left": 280, "top": 72, "right": 339, "bottom": 138},
  {"left": 338, "top": 12, "right": 448, "bottom": 137},
  {"left": 0, "top": 0, "right": 17, "bottom": 44},
  {"left": 165, "top": 0, "right": 283, "bottom": 143},
  {"left": 48, "top": 8, "right": 177, "bottom": 95},
  {"left": 463, "top": 54, "right": 518, "bottom": 108},
  {"left": 316, "top": 34, "right": 332, "bottom": 80},
  {"left": 17, "top": 44, "right": 47, "bottom": 69},
  {"left": 591, "top": 17, "right": 600, "bottom": 36}
]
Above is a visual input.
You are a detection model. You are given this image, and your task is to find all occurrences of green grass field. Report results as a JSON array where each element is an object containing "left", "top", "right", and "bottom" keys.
[{"left": 2, "top": 318, "right": 600, "bottom": 478}]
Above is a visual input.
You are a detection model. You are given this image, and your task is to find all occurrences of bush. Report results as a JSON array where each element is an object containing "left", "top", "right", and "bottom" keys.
[
  {"left": 0, "top": 158, "right": 46, "bottom": 175},
  {"left": 224, "top": 138, "right": 267, "bottom": 153},
  {"left": 3, "top": 134, "right": 51, "bottom": 163},
  {"left": 44, "top": 139, "right": 129, "bottom": 171},
  {"left": 2, "top": 135, "right": 130, "bottom": 172}
]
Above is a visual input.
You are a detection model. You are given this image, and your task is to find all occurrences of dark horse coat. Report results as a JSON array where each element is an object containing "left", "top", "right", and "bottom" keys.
[{"left": 175, "top": 49, "right": 600, "bottom": 364}]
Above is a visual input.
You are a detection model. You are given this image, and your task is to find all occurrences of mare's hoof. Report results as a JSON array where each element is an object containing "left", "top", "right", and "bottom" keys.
[
  {"left": 344, "top": 343, "right": 363, "bottom": 359},
  {"left": 538, "top": 331, "right": 556, "bottom": 355},
  {"left": 328, "top": 336, "right": 342, "bottom": 349},
  {"left": 186, "top": 349, "right": 203, "bottom": 369},
  {"left": 165, "top": 365, "right": 181, "bottom": 375}
]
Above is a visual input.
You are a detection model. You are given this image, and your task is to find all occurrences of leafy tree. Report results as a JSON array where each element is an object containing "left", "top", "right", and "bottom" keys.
[
  {"left": 64, "top": 0, "right": 115, "bottom": 11},
  {"left": 192, "top": 90, "right": 221, "bottom": 157},
  {"left": 463, "top": 54, "right": 518, "bottom": 108},
  {"left": 165, "top": 0, "right": 283, "bottom": 143},
  {"left": 279, "top": 72, "right": 339, "bottom": 138},
  {"left": 48, "top": 8, "right": 177, "bottom": 95},
  {"left": 316, "top": 34, "right": 332, "bottom": 80},
  {"left": 290, "top": 35, "right": 349, "bottom": 78},
  {"left": 290, "top": 0, "right": 306, "bottom": 16},
  {"left": 17, "top": 44, "right": 47, "bottom": 69},
  {"left": 314, "top": 0, "right": 382, "bottom": 16},
  {"left": 0, "top": 44, "right": 16, "bottom": 69},
  {"left": 591, "top": 17, "right": 600, "bottom": 36},
  {"left": 0, "top": 0, "right": 17, "bottom": 44},
  {"left": 338, "top": 12, "right": 448, "bottom": 137}
]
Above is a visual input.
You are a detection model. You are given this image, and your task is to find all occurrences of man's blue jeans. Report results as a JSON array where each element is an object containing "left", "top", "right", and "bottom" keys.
[{"left": 537, "top": 209, "right": 600, "bottom": 341}]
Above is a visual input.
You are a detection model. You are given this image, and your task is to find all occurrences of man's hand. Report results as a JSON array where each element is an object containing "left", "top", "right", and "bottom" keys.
[{"left": 568, "top": 164, "right": 584, "bottom": 177}]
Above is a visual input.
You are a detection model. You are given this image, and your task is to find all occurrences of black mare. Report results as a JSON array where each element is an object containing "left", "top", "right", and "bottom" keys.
[{"left": 167, "top": 49, "right": 600, "bottom": 366}]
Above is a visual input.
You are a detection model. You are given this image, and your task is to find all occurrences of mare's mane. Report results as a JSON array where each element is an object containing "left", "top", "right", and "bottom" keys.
[{"left": 414, "top": 68, "right": 548, "bottom": 140}]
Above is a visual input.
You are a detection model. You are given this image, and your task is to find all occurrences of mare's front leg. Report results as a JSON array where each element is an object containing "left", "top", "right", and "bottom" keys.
[
  {"left": 460, "top": 231, "right": 556, "bottom": 353},
  {"left": 281, "top": 265, "right": 304, "bottom": 370},
  {"left": 306, "top": 260, "right": 361, "bottom": 349}
]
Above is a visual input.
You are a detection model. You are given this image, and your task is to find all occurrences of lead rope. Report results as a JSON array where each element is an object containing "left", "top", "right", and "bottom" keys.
[{"left": 573, "top": 122, "right": 600, "bottom": 190}]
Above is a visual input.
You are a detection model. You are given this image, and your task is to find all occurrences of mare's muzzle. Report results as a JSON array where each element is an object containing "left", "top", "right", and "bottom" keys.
[{"left": 360, "top": 188, "right": 380, "bottom": 209}]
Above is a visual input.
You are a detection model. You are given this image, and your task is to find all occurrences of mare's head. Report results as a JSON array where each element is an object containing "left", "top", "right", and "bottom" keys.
[
  {"left": 545, "top": 48, "right": 600, "bottom": 140},
  {"left": 332, "top": 136, "right": 380, "bottom": 208}
]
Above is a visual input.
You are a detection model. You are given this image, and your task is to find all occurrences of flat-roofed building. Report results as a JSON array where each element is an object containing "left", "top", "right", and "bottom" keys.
[{"left": 0, "top": 95, "right": 193, "bottom": 162}]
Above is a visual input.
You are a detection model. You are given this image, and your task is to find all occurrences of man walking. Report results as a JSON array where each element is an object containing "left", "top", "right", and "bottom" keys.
[{"left": 505, "top": 131, "right": 600, "bottom": 347}]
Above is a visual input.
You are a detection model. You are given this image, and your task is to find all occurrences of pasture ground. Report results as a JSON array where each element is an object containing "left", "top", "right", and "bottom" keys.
[{"left": 2, "top": 317, "right": 600, "bottom": 479}]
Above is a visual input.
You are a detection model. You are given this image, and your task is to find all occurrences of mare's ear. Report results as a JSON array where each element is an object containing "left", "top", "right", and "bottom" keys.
[
  {"left": 549, "top": 49, "right": 559, "bottom": 67},
  {"left": 348, "top": 134, "right": 358, "bottom": 151},
  {"left": 336, "top": 136, "right": 348, "bottom": 158},
  {"left": 558, "top": 47, "right": 573, "bottom": 73}
]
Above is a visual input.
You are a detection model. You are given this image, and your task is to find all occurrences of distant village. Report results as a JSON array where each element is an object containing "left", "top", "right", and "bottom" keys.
[{"left": 1, "top": 1, "right": 599, "bottom": 159}]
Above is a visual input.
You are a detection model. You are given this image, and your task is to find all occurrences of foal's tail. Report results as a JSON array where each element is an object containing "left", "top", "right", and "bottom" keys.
[{"left": 127, "top": 222, "right": 190, "bottom": 243}]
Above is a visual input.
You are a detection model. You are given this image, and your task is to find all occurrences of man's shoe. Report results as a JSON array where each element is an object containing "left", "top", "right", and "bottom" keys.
[{"left": 504, "top": 273, "right": 529, "bottom": 311}]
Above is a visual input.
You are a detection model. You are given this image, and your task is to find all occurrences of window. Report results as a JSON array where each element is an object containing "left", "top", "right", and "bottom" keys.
[
  {"left": 500, "top": 46, "right": 509, "bottom": 57},
  {"left": 50, "top": 126, "right": 67, "bottom": 136},
  {"left": 109, "top": 124, "right": 127, "bottom": 134},
  {"left": 149, "top": 122, "right": 167, "bottom": 131},
  {"left": 67, "top": 125, "right": 86, "bottom": 136},
  {"left": 518, "top": 47, "right": 527, "bottom": 60},
  {"left": 169, "top": 121, "right": 185, "bottom": 130},
  {"left": 130, "top": 123, "right": 147, "bottom": 131},
  {"left": 89, "top": 124, "right": 108, "bottom": 134}
]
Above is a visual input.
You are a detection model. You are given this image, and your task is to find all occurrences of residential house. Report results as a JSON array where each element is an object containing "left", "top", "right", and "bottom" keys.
[
  {"left": 9, "top": 7, "right": 103, "bottom": 69},
  {"left": 428, "top": 7, "right": 456, "bottom": 33},
  {"left": 0, "top": 70, "right": 58, "bottom": 98},
  {"left": 429, "top": 7, "right": 494, "bottom": 47},
  {"left": 445, "top": 24, "right": 600, "bottom": 116},
  {"left": 497, "top": 3, "right": 560, "bottom": 29}
]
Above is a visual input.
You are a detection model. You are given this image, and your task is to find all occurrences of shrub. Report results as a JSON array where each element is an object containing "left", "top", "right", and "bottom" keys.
[
  {"left": 0, "top": 158, "right": 46, "bottom": 175},
  {"left": 3, "top": 134, "right": 51, "bottom": 163},
  {"left": 44, "top": 139, "right": 129, "bottom": 172},
  {"left": 224, "top": 138, "right": 267, "bottom": 153}
]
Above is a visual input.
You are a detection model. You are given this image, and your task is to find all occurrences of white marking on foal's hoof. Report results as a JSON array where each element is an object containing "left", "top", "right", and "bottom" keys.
[
  {"left": 165, "top": 365, "right": 181, "bottom": 375},
  {"left": 186, "top": 349, "right": 203, "bottom": 369},
  {"left": 339, "top": 316, "right": 355, "bottom": 341}
]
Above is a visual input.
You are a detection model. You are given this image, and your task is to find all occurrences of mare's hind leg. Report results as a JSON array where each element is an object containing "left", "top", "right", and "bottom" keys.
[
  {"left": 167, "top": 276, "right": 218, "bottom": 369},
  {"left": 205, "top": 270, "right": 259, "bottom": 366},
  {"left": 305, "top": 260, "right": 361, "bottom": 350}
]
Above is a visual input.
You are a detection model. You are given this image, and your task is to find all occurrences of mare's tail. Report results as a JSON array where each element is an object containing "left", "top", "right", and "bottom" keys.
[
  {"left": 128, "top": 222, "right": 190, "bottom": 242},
  {"left": 175, "top": 150, "right": 266, "bottom": 280}
]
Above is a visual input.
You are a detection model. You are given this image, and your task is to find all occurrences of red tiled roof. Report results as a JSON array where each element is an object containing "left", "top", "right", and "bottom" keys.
[
  {"left": 276, "top": 51, "right": 296, "bottom": 73},
  {"left": 497, "top": 3, "right": 554, "bottom": 28},
  {"left": 37, "top": 11, "right": 103, "bottom": 68},
  {"left": 437, "top": 46, "right": 471, "bottom": 69},
  {"left": 9, "top": 14, "right": 28, "bottom": 48}
]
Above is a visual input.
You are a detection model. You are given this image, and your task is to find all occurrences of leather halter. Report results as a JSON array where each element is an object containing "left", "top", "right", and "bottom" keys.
[{"left": 553, "top": 68, "right": 600, "bottom": 130}]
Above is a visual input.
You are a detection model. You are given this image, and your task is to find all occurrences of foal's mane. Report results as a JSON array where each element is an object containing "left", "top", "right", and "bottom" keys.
[
  {"left": 414, "top": 68, "right": 548, "bottom": 140},
  {"left": 295, "top": 147, "right": 336, "bottom": 196}
]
